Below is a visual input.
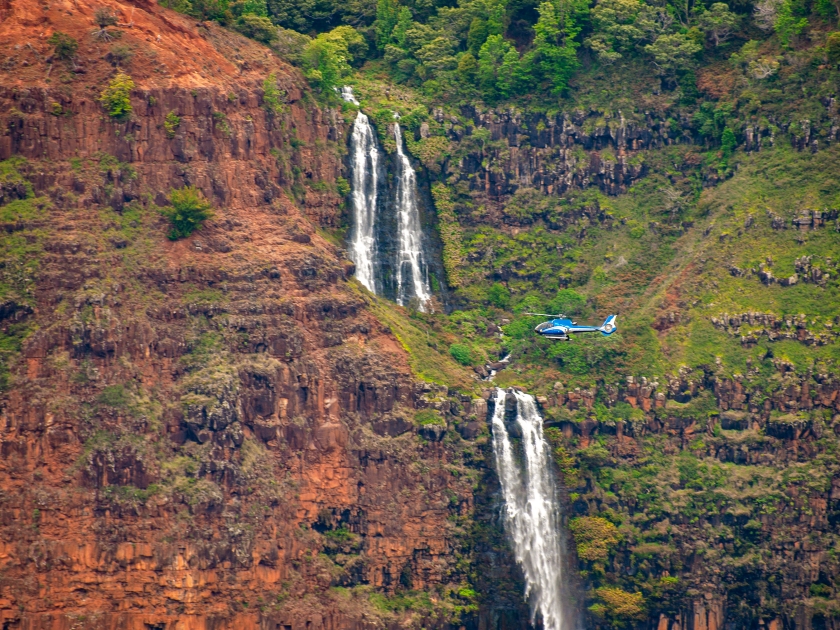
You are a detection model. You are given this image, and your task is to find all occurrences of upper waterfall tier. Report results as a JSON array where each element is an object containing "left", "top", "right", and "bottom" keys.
[
  {"left": 393, "top": 121, "right": 431, "bottom": 308},
  {"left": 341, "top": 87, "right": 380, "bottom": 295}
]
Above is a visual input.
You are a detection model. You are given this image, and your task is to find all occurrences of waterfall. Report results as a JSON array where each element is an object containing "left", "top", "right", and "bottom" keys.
[
  {"left": 392, "top": 121, "right": 431, "bottom": 308},
  {"left": 339, "top": 87, "right": 435, "bottom": 306},
  {"left": 491, "top": 389, "right": 575, "bottom": 630},
  {"left": 340, "top": 86, "right": 380, "bottom": 294}
]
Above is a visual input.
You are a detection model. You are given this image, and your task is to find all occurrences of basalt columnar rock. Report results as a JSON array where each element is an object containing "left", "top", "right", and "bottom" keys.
[
  {"left": 427, "top": 97, "right": 840, "bottom": 212},
  {"left": 0, "top": 2, "right": 525, "bottom": 628}
]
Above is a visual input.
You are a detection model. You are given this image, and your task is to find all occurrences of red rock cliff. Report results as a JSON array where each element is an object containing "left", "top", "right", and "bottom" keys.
[{"left": 0, "top": 1, "right": 483, "bottom": 628}]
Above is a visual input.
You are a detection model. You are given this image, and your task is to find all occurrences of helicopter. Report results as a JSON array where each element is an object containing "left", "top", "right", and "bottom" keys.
[{"left": 526, "top": 313, "right": 618, "bottom": 341}]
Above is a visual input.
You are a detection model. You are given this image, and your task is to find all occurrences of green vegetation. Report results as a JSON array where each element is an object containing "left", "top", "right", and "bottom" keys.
[
  {"left": 159, "top": 186, "right": 214, "bottom": 240},
  {"left": 414, "top": 408, "right": 445, "bottom": 425},
  {"left": 301, "top": 26, "right": 367, "bottom": 93},
  {"left": 164, "top": 111, "right": 181, "bottom": 138},
  {"left": 448, "top": 343, "right": 473, "bottom": 366},
  {"left": 262, "top": 73, "right": 286, "bottom": 115},
  {"left": 431, "top": 183, "right": 465, "bottom": 287},
  {"left": 368, "top": 297, "right": 475, "bottom": 390},
  {"left": 47, "top": 31, "right": 78, "bottom": 62},
  {"left": 569, "top": 516, "right": 621, "bottom": 563},
  {"left": 99, "top": 72, "right": 134, "bottom": 119},
  {"left": 591, "top": 587, "right": 646, "bottom": 626}
]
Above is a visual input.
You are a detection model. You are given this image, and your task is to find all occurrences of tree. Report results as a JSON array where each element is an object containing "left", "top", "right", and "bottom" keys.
[
  {"left": 532, "top": 0, "right": 582, "bottom": 95},
  {"left": 485, "top": 0, "right": 507, "bottom": 36},
  {"left": 234, "top": 14, "right": 277, "bottom": 44},
  {"left": 272, "top": 27, "right": 312, "bottom": 65},
  {"left": 773, "top": 0, "right": 807, "bottom": 47},
  {"left": 753, "top": 0, "right": 781, "bottom": 31},
  {"left": 827, "top": 32, "right": 840, "bottom": 63},
  {"left": 415, "top": 36, "right": 458, "bottom": 77},
  {"left": 478, "top": 35, "right": 523, "bottom": 100},
  {"left": 487, "top": 283, "right": 511, "bottom": 308},
  {"left": 467, "top": 17, "right": 488, "bottom": 54},
  {"left": 47, "top": 32, "right": 78, "bottom": 62},
  {"left": 587, "top": 0, "right": 645, "bottom": 62},
  {"left": 322, "top": 25, "right": 368, "bottom": 61},
  {"left": 392, "top": 6, "right": 413, "bottom": 49},
  {"left": 721, "top": 126, "right": 737, "bottom": 158},
  {"left": 815, "top": 0, "right": 840, "bottom": 21},
  {"left": 265, "top": 0, "right": 336, "bottom": 32},
  {"left": 190, "top": 0, "right": 230, "bottom": 20},
  {"left": 302, "top": 26, "right": 366, "bottom": 91},
  {"left": 457, "top": 52, "right": 478, "bottom": 81},
  {"left": 160, "top": 186, "right": 214, "bottom": 240},
  {"left": 92, "top": 8, "right": 119, "bottom": 41},
  {"left": 697, "top": 3, "right": 740, "bottom": 45},
  {"left": 230, "top": 0, "right": 267, "bottom": 16},
  {"left": 302, "top": 38, "right": 344, "bottom": 91},
  {"left": 375, "top": 0, "right": 400, "bottom": 50},
  {"left": 644, "top": 32, "right": 702, "bottom": 74},
  {"left": 99, "top": 71, "right": 134, "bottom": 118}
]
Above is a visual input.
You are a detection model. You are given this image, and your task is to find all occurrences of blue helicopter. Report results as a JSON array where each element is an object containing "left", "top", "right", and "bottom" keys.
[{"left": 526, "top": 313, "right": 618, "bottom": 341}]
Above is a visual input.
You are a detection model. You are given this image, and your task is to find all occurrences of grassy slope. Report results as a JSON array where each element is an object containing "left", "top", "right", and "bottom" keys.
[{"left": 359, "top": 127, "right": 840, "bottom": 392}]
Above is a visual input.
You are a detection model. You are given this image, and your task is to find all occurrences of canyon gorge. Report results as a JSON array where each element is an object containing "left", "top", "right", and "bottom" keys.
[{"left": 1, "top": 0, "right": 840, "bottom": 628}]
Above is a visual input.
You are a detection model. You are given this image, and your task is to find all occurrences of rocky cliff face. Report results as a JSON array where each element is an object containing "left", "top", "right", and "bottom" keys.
[{"left": 0, "top": 2, "right": 509, "bottom": 628}]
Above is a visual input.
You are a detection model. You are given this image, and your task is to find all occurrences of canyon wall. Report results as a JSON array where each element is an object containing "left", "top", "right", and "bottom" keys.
[{"left": 0, "top": 1, "right": 522, "bottom": 628}]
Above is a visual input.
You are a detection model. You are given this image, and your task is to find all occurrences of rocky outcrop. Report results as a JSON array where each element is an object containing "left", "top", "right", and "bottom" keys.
[{"left": 0, "top": 2, "right": 513, "bottom": 629}]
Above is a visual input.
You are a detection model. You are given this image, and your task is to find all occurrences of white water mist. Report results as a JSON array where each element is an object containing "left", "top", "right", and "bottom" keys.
[
  {"left": 393, "top": 121, "right": 431, "bottom": 308},
  {"left": 341, "top": 86, "right": 380, "bottom": 294},
  {"left": 491, "top": 389, "right": 573, "bottom": 630}
]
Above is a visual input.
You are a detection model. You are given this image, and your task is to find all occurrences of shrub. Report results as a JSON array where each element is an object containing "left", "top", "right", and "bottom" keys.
[
  {"left": 164, "top": 111, "right": 181, "bottom": 138},
  {"left": 107, "top": 44, "right": 134, "bottom": 66},
  {"left": 336, "top": 177, "right": 351, "bottom": 197},
  {"left": 593, "top": 587, "right": 646, "bottom": 620},
  {"left": 323, "top": 524, "right": 355, "bottom": 544},
  {"left": 92, "top": 8, "right": 120, "bottom": 41},
  {"left": 577, "top": 443, "right": 611, "bottom": 468},
  {"left": 569, "top": 516, "right": 621, "bottom": 562},
  {"left": 47, "top": 32, "right": 78, "bottom": 61},
  {"left": 415, "top": 409, "right": 444, "bottom": 425},
  {"left": 212, "top": 111, "right": 230, "bottom": 135},
  {"left": 160, "top": 186, "right": 214, "bottom": 240},
  {"left": 488, "top": 282, "right": 511, "bottom": 309},
  {"left": 273, "top": 27, "right": 312, "bottom": 65},
  {"left": 828, "top": 32, "right": 840, "bottom": 63},
  {"left": 98, "top": 384, "right": 131, "bottom": 408},
  {"left": 543, "top": 427, "right": 579, "bottom": 485},
  {"left": 234, "top": 14, "right": 277, "bottom": 44},
  {"left": 262, "top": 73, "right": 286, "bottom": 116},
  {"left": 99, "top": 71, "right": 134, "bottom": 119},
  {"left": 449, "top": 343, "right": 473, "bottom": 366},
  {"left": 810, "top": 583, "right": 832, "bottom": 598}
]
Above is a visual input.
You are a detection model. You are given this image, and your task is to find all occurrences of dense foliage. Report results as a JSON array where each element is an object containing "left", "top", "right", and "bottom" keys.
[
  {"left": 160, "top": 187, "right": 215, "bottom": 240},
  {"left": 98, "top": 71, "right": 135, "bottom": 118},
  {"left": 159, "top": 0, "right": 839, "bottom": 108}
]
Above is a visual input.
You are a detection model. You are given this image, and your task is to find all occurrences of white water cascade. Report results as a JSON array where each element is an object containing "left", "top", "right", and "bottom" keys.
[
  {"left": 393, "top": 121, "right": 431, "bottom": 308},
  {"left": 340, "top": 86, "right": 380, "bottom": 294},
  {"left": 491, "top": 389, "right": 575, "bottom": 630}
]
